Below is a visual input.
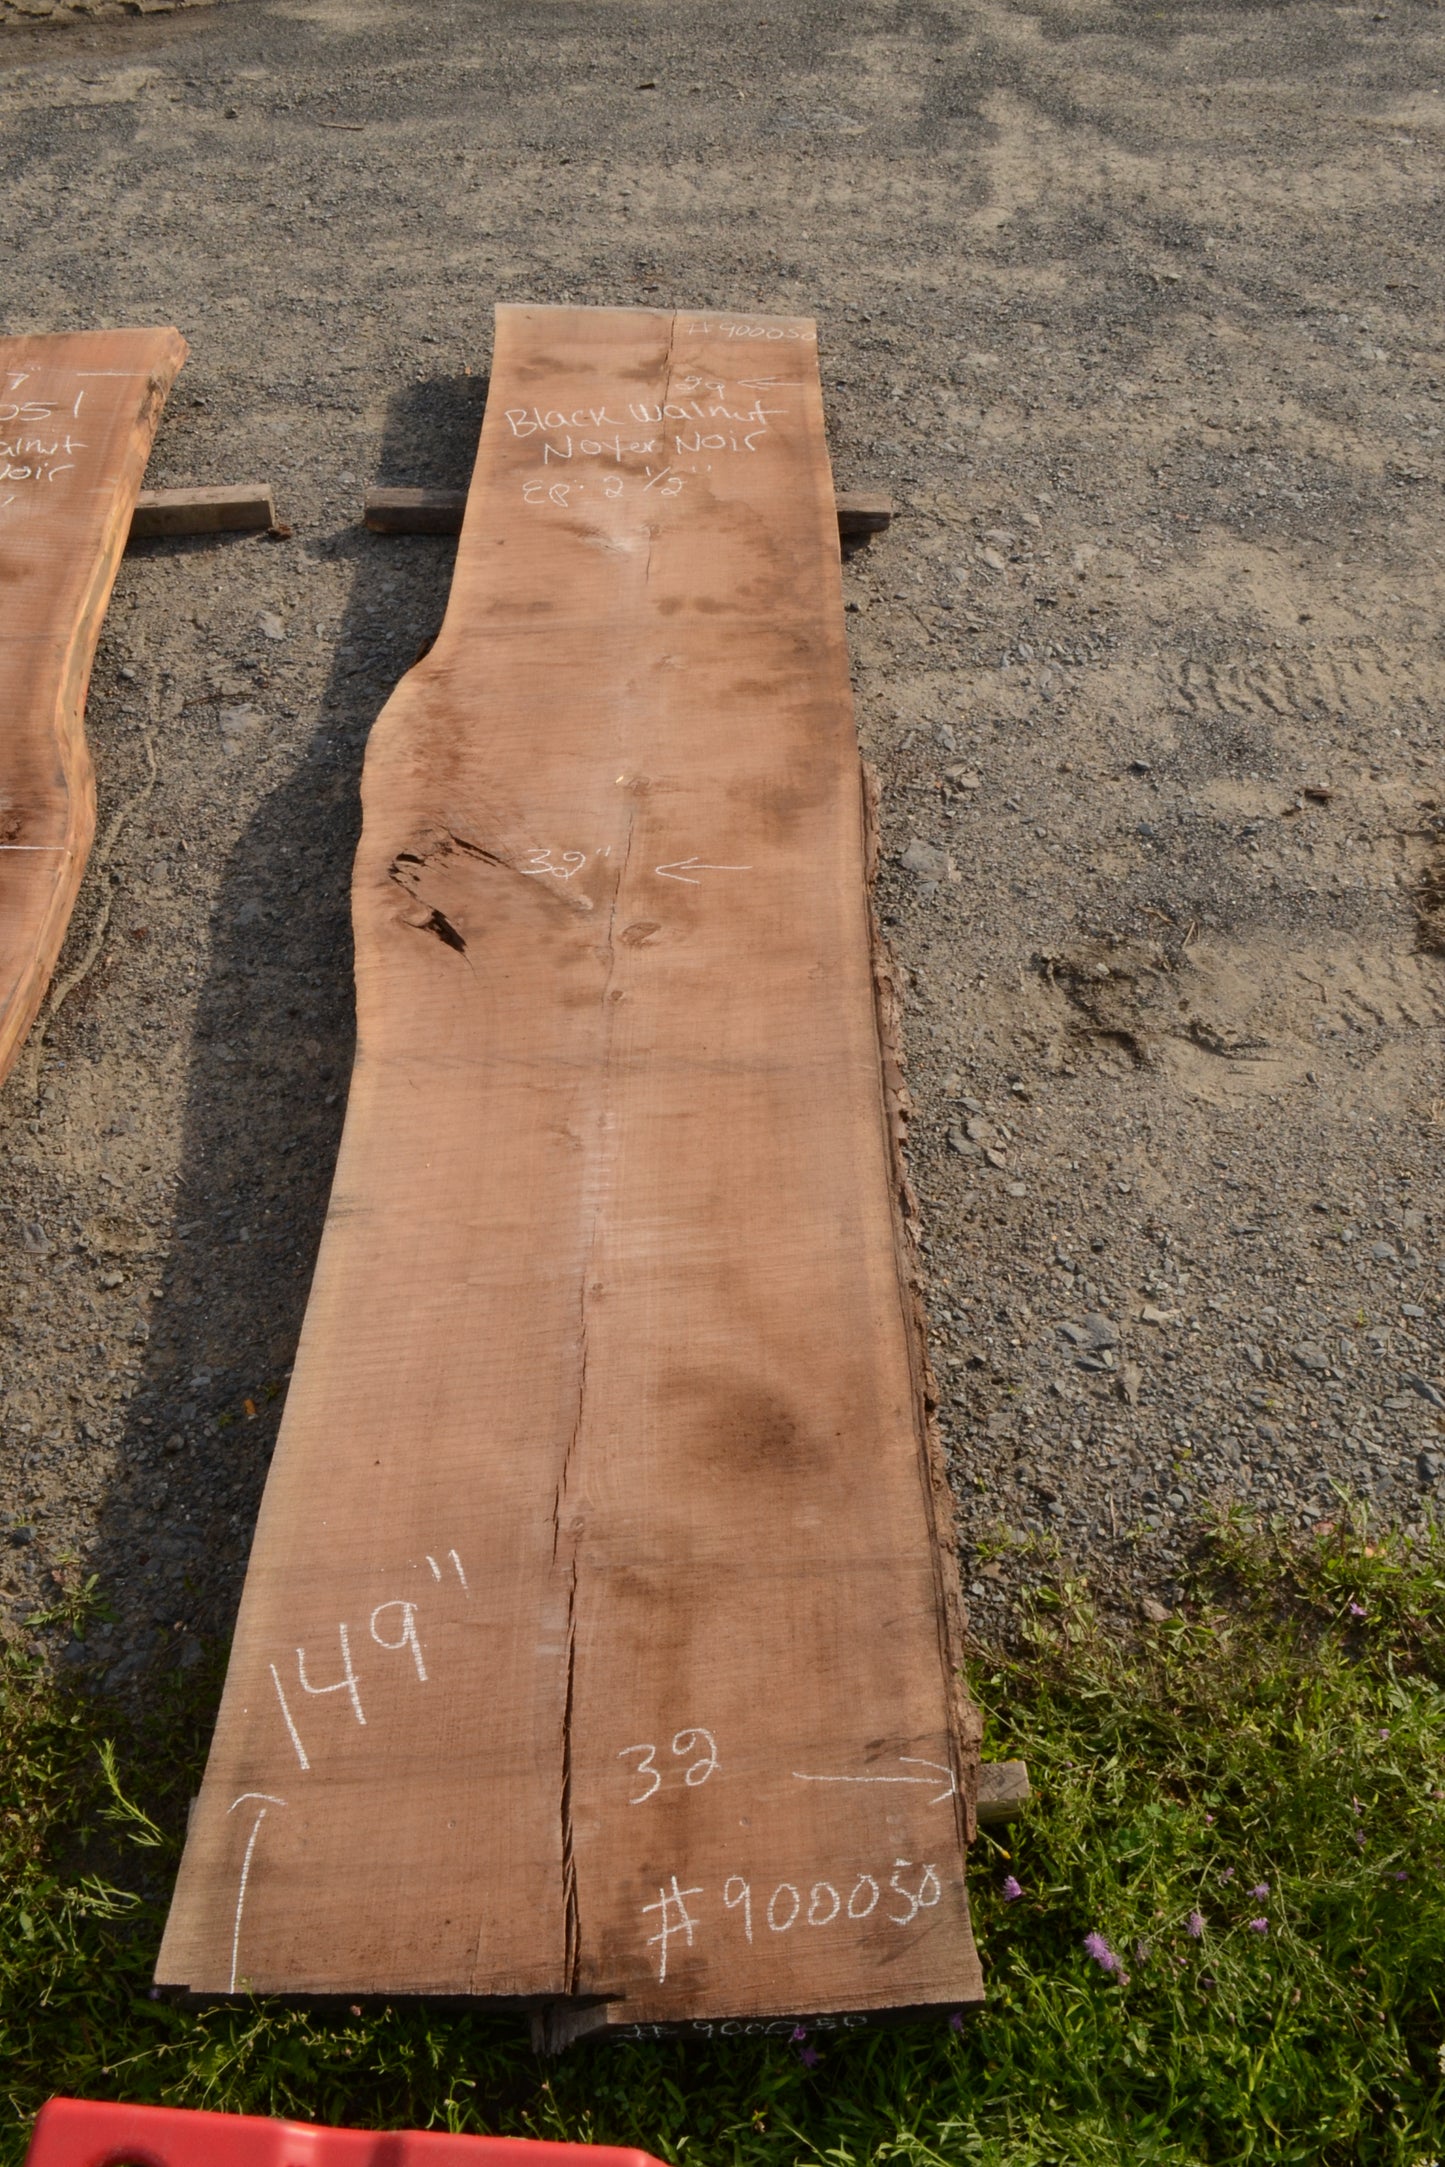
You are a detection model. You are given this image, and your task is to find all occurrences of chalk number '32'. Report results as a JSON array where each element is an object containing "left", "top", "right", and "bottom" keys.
[{"left": 619, "top": 1728, "right": 720, "bottom": 1804}]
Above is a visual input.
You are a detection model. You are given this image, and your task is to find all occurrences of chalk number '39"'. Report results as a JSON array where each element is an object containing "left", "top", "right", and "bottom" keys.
[{"left": 619, "top": 1728, "right": 720, "bottom": 1803}]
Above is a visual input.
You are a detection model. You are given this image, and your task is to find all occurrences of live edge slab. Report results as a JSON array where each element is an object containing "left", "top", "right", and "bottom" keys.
[
  {"left": 0, "top": 329, "right": 186, "bottom": 1087},
  {"left": 157, "top": 305, "right": 984, "bottom": 2040}
]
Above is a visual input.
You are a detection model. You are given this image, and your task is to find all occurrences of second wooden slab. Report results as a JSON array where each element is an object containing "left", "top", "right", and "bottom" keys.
[
  {"left": 0, "top": 328, "right": 185, "bottom": 1088},
  {"left": 159, "top": 305, "right": 981, "bottom": 2034}
]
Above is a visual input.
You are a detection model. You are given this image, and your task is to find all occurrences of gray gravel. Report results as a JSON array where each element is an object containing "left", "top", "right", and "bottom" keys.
[{"left": 0, "top": 0, "right": 1441, "bottom": 1686}]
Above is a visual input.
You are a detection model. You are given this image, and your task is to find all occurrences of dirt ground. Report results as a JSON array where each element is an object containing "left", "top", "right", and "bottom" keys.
[{"left": 0, "top": 0, "right": 1442, "bottom": 1693}]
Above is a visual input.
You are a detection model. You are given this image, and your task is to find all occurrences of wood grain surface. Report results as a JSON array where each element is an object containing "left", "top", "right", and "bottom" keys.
[
  {"left": 0, "top": 329, "right": 186, "bottom": 1087},
  {"left": 158, "top": 305, "right": 983, "bottom": 2032}
]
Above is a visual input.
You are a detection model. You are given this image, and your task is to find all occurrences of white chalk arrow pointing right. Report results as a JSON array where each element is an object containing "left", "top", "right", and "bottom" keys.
[{"left": 790, "top": 1756, "right": 957, "bottom": 1806}]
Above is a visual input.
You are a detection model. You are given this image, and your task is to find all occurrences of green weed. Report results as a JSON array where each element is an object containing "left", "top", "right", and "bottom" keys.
[{"left": 3, "top": 1514, "right": 1443, "bottom": 2165}]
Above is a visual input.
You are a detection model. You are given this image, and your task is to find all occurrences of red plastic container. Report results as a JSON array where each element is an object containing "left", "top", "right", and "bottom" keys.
[{"left": 25, "top": 2101, "right": 665, "bottom": 2167}]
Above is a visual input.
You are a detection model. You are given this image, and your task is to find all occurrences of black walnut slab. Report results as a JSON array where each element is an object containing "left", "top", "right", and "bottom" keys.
[
  {"left": 0, "top": 328, "right": 186, "bottom": 1087},
  {"left": 158, "top": 305, "right": 982, "bottom": 2034}
]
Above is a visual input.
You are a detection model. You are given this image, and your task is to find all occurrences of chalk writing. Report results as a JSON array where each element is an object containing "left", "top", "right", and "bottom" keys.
[
  {"left": 370, "top": 1599, "right": 427, "bottom": 1681},
  {"left": 227, "top": 1791, "right": 286, "bottom": 1994},
  {"left": 724, "top": 1874, "right": 752, "bottom": 1942},
  {"left": 0, "top": 379, "right": 89, "bottom": 499},
  {"left": 653, "top": 858, "right": 751, "bottom": 886},
  {"left": 809, "top": 1880, "right": 842, "bottom": 1926},
  {"left": 791, "top": 1754, "right": 957, "bottom": 1805},
  {"left": 618, "top": 1726, "right": 720, "bottom": 1804},
  {"left": 673, "top": 1727, "right": 721, "bottom": 1784},
  {"left": 849, "top": 1873, "right": 880, "bottom": 1919},
  {"left": 505, "top": 377, "right": 790, "bottom": 502},
  {"left": 298, "top": 1622, "right": 366, "bottom": 1726},
  {"left": 522, "top": 469, "right": 684, "bottom": 505},
  {"left": 267, "top": 1546, "right": 467, "bottom": 1769},
  {"left": 619, "top": 2013, "right": 871, "bottom": 2040},
  {"left": 642, "top": 1857, "right": 944, "bottom": 1982},
  {"left": 520, "top": 846, "right": 589, "bottom": 881},
  {"left": 424, "top": 1549, "right": 469, "bottom": 1591},
  {"left": 0, "top": 432, "right": 85, "bottom": 486},
  {"left": 0, "top": 395, "right": 85, "bottom": 423},
  {"left": 767, "top": 1882, "right": 800, "bottom": 1932},
  {"left": 269, "top": 1663, "right": 311, "bottom": 1772},
  {"left": 506, "top": 404, "right": 630, "bottom": 432},
  {"left": 505, "top": 395, "right": 784, "bottom": 436},
  {"left": 484, "top": 844, "right": 750, "bottom": 892},
  {"left": 890, "top": 1859, "right": 943, "bottom": 1924},
  {"left": 683, "top": 321, "right": 814, "bottom": 342},
  {"left": 643, "top": 1875, "right": 703, "bottom": 1983},
  {"left": 673, "top": 431, "right": 766, "bottom": 457}
]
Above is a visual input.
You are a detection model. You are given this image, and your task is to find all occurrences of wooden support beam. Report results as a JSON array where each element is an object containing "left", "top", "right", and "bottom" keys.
[
  {"left": 836, "top": 490, "right": 893, "bottom": 537},
  {"left": 975, "top": 1760, "right": 1031, "bottom": 1826},
  {"left": 363, "top": 485, "right": 465, "bottom": 535},
  {"left": 363, "top": 483, "right": 893, "bottom": 542},
  {"left": 129, "top": 483, "right": 277, "bottom": 540},
  {"left": 0, "top": 328, "right": 186, "bottom": 1091},
  {"left": 159, "top": 305, "right": 976, "bottom": 2038}
]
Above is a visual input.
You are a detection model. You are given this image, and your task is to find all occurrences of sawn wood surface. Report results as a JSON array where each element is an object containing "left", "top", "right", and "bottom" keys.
[
  {"left": 157, "top": 305, "right": 983, "bottom": 2032},
  {"left": 0, "top": 329, "right": 186, "bottom": 1087}
]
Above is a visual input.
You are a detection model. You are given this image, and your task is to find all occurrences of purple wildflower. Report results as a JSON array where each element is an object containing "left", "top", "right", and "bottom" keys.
[
  {"left": 799, "top": 2046, "right": 821, "bottom": 2069},
  {"left": 949, "top": 2010, "right": 966, "bottom": 2034},
  {"left": 1187, "top": 1911, "right": 1205, "bottom": 1940},
  {"left": 1348, "top": 1602, "right": 1366, "bottom": 1618},
  {"left": 1084, "top": 1932, "right": 1121, "bottom": 1974},
  {"left": 1247, "top": 1917, "right": 1269, "bottom": 1935},
  {"left": 1219, "top": 1867, "right": 1236, "bottom": 1882},
  {"left": 790, "top": 2026, "right": 808, "bottom": 2044},
  {"left": 1249, "top": 1882, "right": 1270, "bottom": 1899},
  {"left": 1394, "top": 1871, "right": 1408, "bottom": 1883},
  {"left": 1002, "top": 1875, "right": 1023, "bottom": 1903},
  {"left": 1204, "top": 1813, "right": 1215, "bottom": 1826}
]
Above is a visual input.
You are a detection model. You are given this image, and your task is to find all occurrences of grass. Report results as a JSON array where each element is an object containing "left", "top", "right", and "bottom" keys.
[{"left": 3, "top": 1514, "right": 1444, "bottom": 2166}]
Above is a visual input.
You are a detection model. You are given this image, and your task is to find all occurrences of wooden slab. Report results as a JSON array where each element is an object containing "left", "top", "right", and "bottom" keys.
[
  {"left": 158, "top": 306, "right": 982, "bottom": 2035},
  {"left": 0, "top": 330, "right": 186, "bottom": 1087}
]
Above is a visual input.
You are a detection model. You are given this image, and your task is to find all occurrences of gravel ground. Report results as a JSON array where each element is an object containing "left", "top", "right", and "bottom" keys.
[
  {"left": 0, "top": 0, "right": 1442, "bottom": 1693},
  {"left": 1, "top": 1, "right": 212, "bottom": 29}
]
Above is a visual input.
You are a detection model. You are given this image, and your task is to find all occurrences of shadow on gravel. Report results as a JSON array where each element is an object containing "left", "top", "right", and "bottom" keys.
[{"left": 85, "top": 372, "right": 488, "bottom": 1707}]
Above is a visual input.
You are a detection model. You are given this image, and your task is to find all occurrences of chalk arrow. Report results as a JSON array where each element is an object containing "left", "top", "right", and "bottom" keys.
[
  {"left": 791, "top": 1756, "right": 957, "bottom": 1806},
  {"left": 654, "top": 857, "right": 752, "bottom": 885}
]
